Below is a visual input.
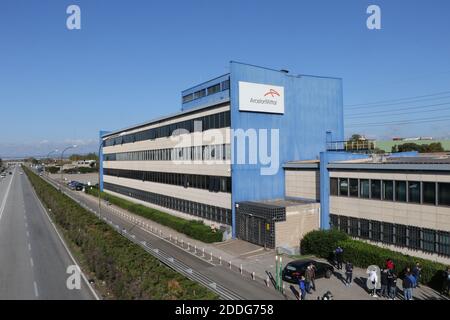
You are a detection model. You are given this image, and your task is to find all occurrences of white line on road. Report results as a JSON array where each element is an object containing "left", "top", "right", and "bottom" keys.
[
  {"left": 26, "top": 231, "right": 30, "bottom": 237},
  {"left": 28, "top": 243, "right": 31, "bottom": 251},
  {"left": 33, "top": 281, "right": 39, "bottom": 297},
  {"left": 0, "top": 167, "right": 15, "bottom": 223},
  {"left": 30, "top": 257, "right": 34, "bottom": 267}
]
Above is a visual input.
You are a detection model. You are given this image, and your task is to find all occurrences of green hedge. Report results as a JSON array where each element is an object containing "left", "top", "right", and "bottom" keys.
[
  {"left": 24, "top": 166, "right": 217, "bottom": 300},
  {"left": 46, "top": 166, "right": 60, "bottom": 174},
  {"left": 85, "top": 187, "right": 223, "bottom": 243},
  {"left": 301, "top": 229, "right": 448, "bottom": 291}
]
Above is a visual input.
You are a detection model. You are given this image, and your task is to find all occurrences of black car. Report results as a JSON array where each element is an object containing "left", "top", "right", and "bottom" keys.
[{"left": 282, "top": 259, "right": 333, "bottom": 283}]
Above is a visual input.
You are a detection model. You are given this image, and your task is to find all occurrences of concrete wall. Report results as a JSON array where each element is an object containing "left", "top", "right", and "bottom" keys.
[
  {"left": 275, "top": 203, "right": 320, "bottom": 253},
  {"left": 285, "top": 169, "right": 320, "bottom": 200}
]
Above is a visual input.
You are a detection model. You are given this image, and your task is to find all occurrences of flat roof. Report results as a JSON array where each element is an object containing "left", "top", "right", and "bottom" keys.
[
  {"left": 328, "top": 154, "right": 450, "bottom": 171},
  {"left": 238, "top": 198, "right": 315, "bottom": 209},
  {"left": 102, "top": 101, "right": 229, "bottom": 139},
  {"left": 283, "top": 160, "right": 320, "bottom": 169}
]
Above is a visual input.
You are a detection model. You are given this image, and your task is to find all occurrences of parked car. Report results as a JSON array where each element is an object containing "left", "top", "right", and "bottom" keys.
[{"left": 282, "top": 259, "right": 334, "bottom": 284}]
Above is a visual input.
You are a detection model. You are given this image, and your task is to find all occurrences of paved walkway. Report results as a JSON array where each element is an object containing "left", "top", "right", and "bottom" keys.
[{"left": 56, "top": 176, "right": 449, "bottom": 300}]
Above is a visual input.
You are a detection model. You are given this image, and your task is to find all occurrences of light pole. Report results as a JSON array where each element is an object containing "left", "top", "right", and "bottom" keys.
[
  {"left": 60, "top": 145, "right": 77, "bottom": 183},
  {"left": 45, "top": 149, "right": 58, "bottom": 175}
]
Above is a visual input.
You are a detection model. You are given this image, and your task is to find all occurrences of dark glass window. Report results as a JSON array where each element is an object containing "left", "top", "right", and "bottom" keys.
[
  {"left": 408, "top": 181, "right": 421, "bottom": 204},
  {"left": 371, "top": 221, "right": 381, "bottom": 241},
  {"left": 349, "top": 218, "right": 359, "bottom": 236},
  {"left": 371, "top": 179, "right": 381, "bottom": 200},
  {"left": 349, "top": 179, "right": 358, "bottom": 197},
  {"left": 339, "top": 178, "right": 349, "bottom": 196},
  {"left": 330, "top": 214, "right": 339, "bottom": 229},
  {"left": 382, "top": 180, "right": 394, "bottom": 201},
  {"left": 437, "top": 231, "right": 450, "bottom": 256},
  {"left": 408, "top": 226, "right": 421, "bottom": 249},
  {"left": 395, "top": 225, "right": 407, "bottom": 247},
  {"left": 339, "top": 216, "right": 349, "bottom": 233},
  {"left": 330, "top": 178, "right": 338, "bottom": 196},
  {"left": 360, "top": 219, "right": 370, "bottom": 239},
  {"left": 422, "top": 229, "right": 436, "bottom": 252},
  {"left": 395, "top": 181, "right": 407, "bottom": 202},
  {"left": 438, "top": 183, "right": 450, "bottom": 206},
  {"left": 221, "top": 80, "right": 230, "bottom": 91},
  {"left": 423, "top": 182, "right": 436, "bottom": 205},
  {"left": 207, "top": 83, "right": 221, "bottom": 95},
  {"left": 360, "top": 179, "right": 370, "bottom": 199},
  {"left": 382, "top": 222, "right": 394, "bottom": 244}
]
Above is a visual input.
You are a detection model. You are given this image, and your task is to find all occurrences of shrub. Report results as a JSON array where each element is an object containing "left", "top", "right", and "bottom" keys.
[
  {"left": 300, "top": 229, "right": 349, "bottom": 259},
  {"left": 85, "top": 186, "right": 223, "bottom": 243},
  {"left": 24, "top": 166, "right": 217, "bottom": 300},
  {"left": 46, "top": 166, "right": 60, "bottom": 174}
]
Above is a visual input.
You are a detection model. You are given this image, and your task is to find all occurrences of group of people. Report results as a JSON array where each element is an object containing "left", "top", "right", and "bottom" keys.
[{"left": 297, "top": 263, "right": 317, "bottom": 300}]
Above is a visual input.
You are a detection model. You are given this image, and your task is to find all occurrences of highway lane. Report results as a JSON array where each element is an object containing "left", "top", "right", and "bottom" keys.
[
  {"left": 0, "top": 166, "right": 96, "bottom": 300},
  {"left": 44, "top": 175, "right": 287, "bottom": 300}
]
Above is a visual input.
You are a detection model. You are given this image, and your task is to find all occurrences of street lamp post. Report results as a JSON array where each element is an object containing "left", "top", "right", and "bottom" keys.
[
  {"left": 60, "top": 145, "right": 77, "bottom": 183},
  {"left": 45, "top": 149, "right": 58, "bottom": 175}
]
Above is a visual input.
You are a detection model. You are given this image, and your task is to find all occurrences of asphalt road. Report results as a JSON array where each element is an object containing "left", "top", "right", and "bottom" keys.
[
  {"left": 0, "top": 166, "right": 96, "bottom": 300},
  {"left": 45, "top": 174, "right": 286, "bottom": 300}
]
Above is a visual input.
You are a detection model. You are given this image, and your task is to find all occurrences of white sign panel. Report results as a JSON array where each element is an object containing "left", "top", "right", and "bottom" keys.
[{"left": 238, "top": 81, "right": 285, "bottom": 114}]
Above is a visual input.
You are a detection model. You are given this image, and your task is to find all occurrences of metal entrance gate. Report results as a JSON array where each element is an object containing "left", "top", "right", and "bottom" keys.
[{"left": 235, "top": 201, "right": 286, "bottom": 249}]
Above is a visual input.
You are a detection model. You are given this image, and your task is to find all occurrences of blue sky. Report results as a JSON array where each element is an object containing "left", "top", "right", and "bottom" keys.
[{"left": 1, "top": 0, "right": 450, "bottom": 157}]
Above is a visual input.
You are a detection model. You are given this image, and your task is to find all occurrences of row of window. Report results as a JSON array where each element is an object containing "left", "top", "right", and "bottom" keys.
[
  {"left": 182, "top": 79, "right": 230, "bottom": 104},
  {"left": 104, "top": 182, "right": 231, "bottom": 225},
  {"left": 330, "top": 177, "right": 450, "bottom": 207},
  {"left": 104, "top": 111, "right": 230, "bottom": 147},
  {"left": 330, "top": 214, "right": 450, "bottom": 257},
  {"left": 103, "top": 168, "right": 231, "bottom": 193},
  {"left": 104, "top": 144, "right": 231, "bottom": 162}
]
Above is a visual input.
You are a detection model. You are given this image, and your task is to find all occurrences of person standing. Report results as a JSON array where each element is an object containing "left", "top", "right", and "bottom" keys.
[
  {"left": 309, "top": 263, "right": 317, "bottom": 292},
  {"left": 387, "top": 270, "right": 398, "bottom": 300},
  {"left": 403, "top": 268, "right": 414, "bottom": 300},
  {"left": 386, "top": 258, "right": 395, "bottom": 271},
  {"left": 442, "top": 266, "right": 450, "bottom": 296},
  {"left": 412, "top": 262, "right": 421, "bottom": 288},
  {"left": 298, "top": 276, "right": 307, "bottom": 300},
  {"left": 380, "top": 269, "right": 389, "bottom": 298},
  {"left": 335, "top": 247, "right": 344, "bottom": 270},
  {"left": 345, "top": 261, "right": 353, "bottom": 286},
  {"left": 368, "top": 268, "right": 378, "bottom": 297},
  {"left": 305, "top": 266, "right": 312, "bottom": 294}
]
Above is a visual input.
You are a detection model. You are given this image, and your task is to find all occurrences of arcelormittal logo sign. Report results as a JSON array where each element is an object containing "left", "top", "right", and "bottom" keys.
[{"left": 239, "top": 81, "right": 285, "bottom": 114}]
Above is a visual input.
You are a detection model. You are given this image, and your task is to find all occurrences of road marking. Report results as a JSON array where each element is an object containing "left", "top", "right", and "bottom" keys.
[
  {"left": 26, "top": 231, "right": 30, "bottom": 237},
  {"left": 28, "top": 178, "right": 100, "bottom": 300},
  {"left": 33, "top": 281, "right": 39, "bottom": 297},
  {"left": 28, "top": 243, "right": 31, "bottom": 251},
  {"left": 30, "top": 257, "right": 34, "bottom": 267},
  {"left": 0, "top": 167, "right": 15, "bottom": 223}
]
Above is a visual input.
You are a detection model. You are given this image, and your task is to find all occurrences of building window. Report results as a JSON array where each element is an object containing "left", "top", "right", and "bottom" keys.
[
  {"left": 207, "top": 83, "right": 221, "bottom": 95},
  {"left": 349, "top": 179, "right": 358, "bottom": 197},
  {"left": 221, "top": 79, "right": 230, "bottom": 91},
  {"left": 395, "top": 181, "right": 407, "bottom": 202},
  {"left": 382, "top": 222, "right": 394, "bottom": 244},
  {"left": 330, "top": 214, "right": 339, "bottom": 229},
  {"left": 382, "top": 180, "right": 394, "bottom": 201},
  {"left": 349, "top": 217, "right": 359, "bottom": 236},
  {"left": 360, "top": 179, "right": 370, "bottom": 199},
  {"left": 330, "top": 178, "right": 338, "bottom": 196},
  {"left": 371, "top": 179, "right": 381, "bottom": 200},
  {"left": 437, "top": 231, "right": 450, "bottom": 256},
  {"left": 438, "top": 183, "right": 450, "bottom": 206},
  {"left": 408, "top": 181, "right": 421, "bottom": 204},
  {"left": 339, "top": 216, "right": 349, "bottom": 233},
  {"left": 423, "top": 182, "right": 436, "bottom": 205},
  {"left": 360, "top": 219, "right": 370, "bottom": 239},
  {"left": 193, "top": 89, "right": 206, "bottom": 99},
  {"left": 395, "top": 224, "right": 407, "bottom": 247},
  {"left": 339, "top": 178, "right": 349, "bottom": 196},
  {"left": 408, "top": 226, "right": 421, "bottom": 249},
  {"left": 422, "top": 229, "right": 436, "bottom": 252},
  {"left": 371, "top": 221, "right": 381, "bottom": 242}
]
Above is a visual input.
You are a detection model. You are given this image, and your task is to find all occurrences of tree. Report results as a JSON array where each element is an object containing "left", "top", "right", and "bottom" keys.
[{"left": 393, "top": 142, "right": 444, "bottom": 153}]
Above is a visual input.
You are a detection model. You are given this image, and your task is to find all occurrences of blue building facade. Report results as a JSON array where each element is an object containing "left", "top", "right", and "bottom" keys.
[{"left": 100, "top": 61, "right": 344, "bottom": 240}]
